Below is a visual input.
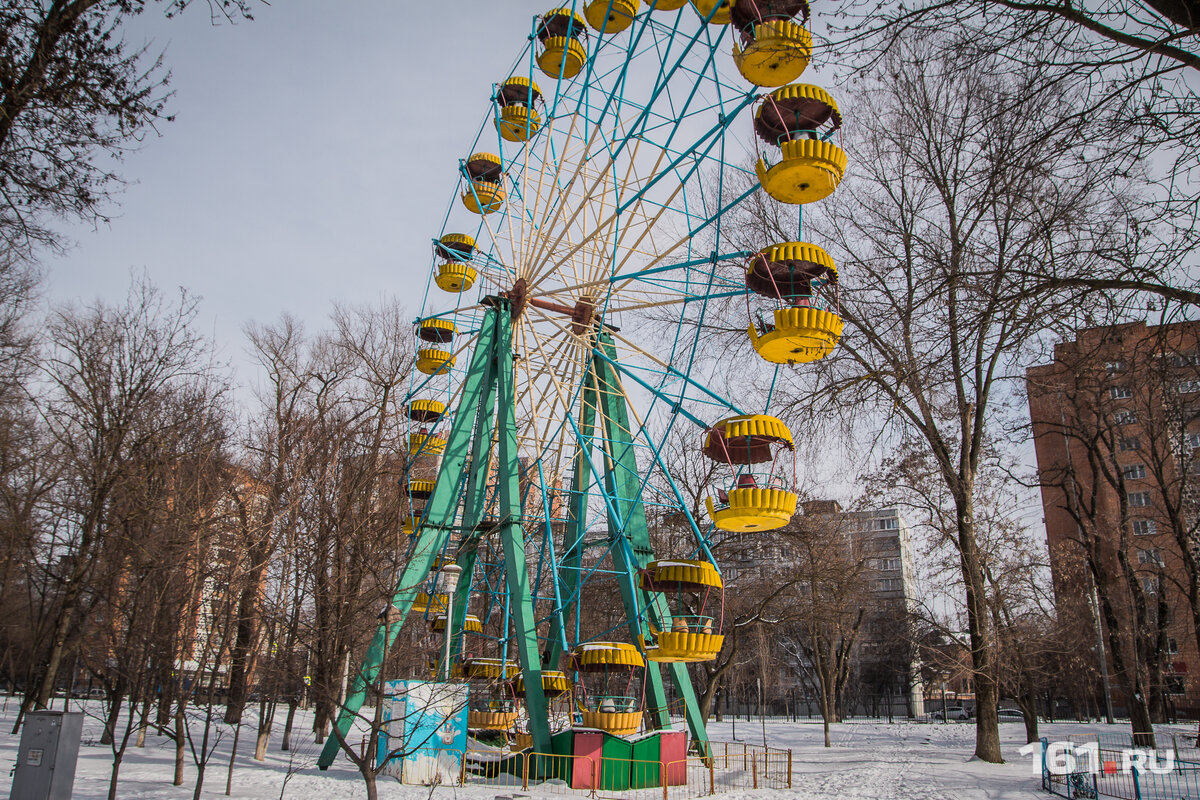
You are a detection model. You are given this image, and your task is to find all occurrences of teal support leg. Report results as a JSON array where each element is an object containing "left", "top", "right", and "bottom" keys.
[
  {"left": 318, "top": 311, "right": 501, "bottom": 770},
  {"left": 546, "top": 371, "right": 597, "bottom": 669},
  {"left": 493, "top": 302, "right": 552, "bottom": 754}
]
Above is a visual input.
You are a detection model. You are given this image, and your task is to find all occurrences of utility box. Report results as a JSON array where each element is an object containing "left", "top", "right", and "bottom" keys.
[{"left": 9, "top": 711, "right": 84, "bottom": 800}]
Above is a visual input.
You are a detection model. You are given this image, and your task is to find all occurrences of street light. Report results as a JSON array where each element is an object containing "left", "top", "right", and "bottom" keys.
[
  {"left": 940, "top": 671, "right": 949, "bottom": 724},
  {"left": 439, "top": 564, "right": 463, "bottom": 681}
]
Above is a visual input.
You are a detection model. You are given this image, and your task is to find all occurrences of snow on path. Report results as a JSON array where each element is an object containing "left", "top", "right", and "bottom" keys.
[{"left": 0, "top": 698, "right": 1192, "bottom": 799}]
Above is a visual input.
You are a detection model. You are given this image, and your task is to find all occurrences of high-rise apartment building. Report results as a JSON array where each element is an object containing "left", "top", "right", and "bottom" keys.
[{"left": 1028, "top": 320, "right": 1200, "bottom": 718}]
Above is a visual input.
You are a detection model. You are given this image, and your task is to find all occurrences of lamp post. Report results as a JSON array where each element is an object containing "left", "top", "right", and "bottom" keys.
[
  {"left": 940, "top": 672, "right": 949, "bottom": 724},
  {"left": 439, "top": 564, "right": 463, "bottom": 681}
]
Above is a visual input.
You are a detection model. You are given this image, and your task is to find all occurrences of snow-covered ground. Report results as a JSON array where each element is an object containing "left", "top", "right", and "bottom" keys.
[{"left": 0, "top": 697, "right": 1192, "bottom": 799}]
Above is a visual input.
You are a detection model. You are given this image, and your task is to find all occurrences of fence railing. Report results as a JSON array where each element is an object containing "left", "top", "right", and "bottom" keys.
[
  {"left": 385, "top": 739, "right": 792, "bottom": 797},
  {"left": 1040, "top": 733, "right": 1200, "bottom": 800}
]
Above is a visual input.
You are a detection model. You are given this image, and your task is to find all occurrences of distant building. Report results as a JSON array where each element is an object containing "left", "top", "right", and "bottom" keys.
[{"left": 1028, "top": 320, "right": 1200, "bottom": 718}]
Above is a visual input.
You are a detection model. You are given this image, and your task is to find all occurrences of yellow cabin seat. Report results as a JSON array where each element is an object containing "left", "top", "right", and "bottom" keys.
[
  {"left": 585, "top": 0, "right": 640, "bottom": 32},
  {"left": 436, "top": 262, "right": 478, "bottom": 292},
  {"left": 733, "top": 20, "right": 812, "bottom": 86},
  {"left": 748, "top": 305, "right": 843, "bottom": 363},
  {"left": 460, "top": 658, "right": 519, "bottom": 680},
  {"left": 512, "top": 732, "right": 533, "bottom": 751},
  {"left": 755, "top": 137, "right": 846, "bottom": 204},
  {"left": 416, "top": 348, "right": 455, "bottom": 375},
  {"left": 430, "top": 613, "right": 483, "bottom": 634},
  {"left": 645, "top": 627, "right": 724, "bottom": 662},
  {"left": 578, "top": 708, "right": 642, "bottom": 735},
  {"left": 538, "top": 36, "right": 588, "bottom": 78},
  {"left": 498, "top": 105, "right": 542, "bottom": 142},
  {"left": 408, "top": 478, "right": 436, "bottom": 500},
  {"left": 462, "top": 180, "right": 505, "bottom": 214},
  {"left": 419, "top": 318, "right": 456, "bottom": 344},
  {"left": 408, "top": 399, "right": 446, "bottom": 423},
  {"left": 435, "top": 232, "right": 475, "bottom": 260},
  {"left": 654, "top": 0, "right": 688, "bottom": 8},
  {"left": 691, "top": 0, "right": 730, "bottom": 24},
  {"left": 411, "top": 592, "right": 448, "bottom": 614},
  {"left": 409, "top": 432, "right": 447, "bottom": 456},
  {"left": 573, "top": 641, "right": 644, "bottom": 670},
  {"left": 402, "top": 514, "right": 420, "bottom": 536},
  {"left": 515, "top": 670, "right": 573, "bottom": 698},
  {"left": 469, "top": 710, "right": 519, "bottom": 730},
  {"left": 706, "top": 486, "right": 798, "bottom": 531}
]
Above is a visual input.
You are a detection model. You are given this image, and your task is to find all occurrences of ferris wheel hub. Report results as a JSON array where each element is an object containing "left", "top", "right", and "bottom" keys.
[{"left": 500, "top": 277, "right": 600, "bottom": 334}]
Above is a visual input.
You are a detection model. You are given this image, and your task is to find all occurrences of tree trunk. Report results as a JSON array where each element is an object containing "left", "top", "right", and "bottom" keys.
[
  {"left": 956, "top": 496, "right": 1003, "bottom": 763},
  {"left": 106, "top": 752, "right": 123, "bottom": 800},
  {"left": 1018, "top": 690, "right": 1039, "bottom": 744},
  {"left": 174, "top": 707, "right": 186, "bottom": 786},
  {"left": 225, "top": 721, "right": 241, "bottom": 796},
  {"left": 100, "top": 686, "right": 123, "bottom": 746},
  {"left": 282, "top": 700, "right": 297, "bottom": 751}
]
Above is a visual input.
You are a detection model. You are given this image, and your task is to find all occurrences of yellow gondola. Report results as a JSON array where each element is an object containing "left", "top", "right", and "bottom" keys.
[
  {"left": 730, "top": 0, "right": 811, "bottom": 86},
  {"left": 429, "top": 613, "right": 483, "bottom": 634},
  {"left": 496, "top": 77, "right": 543, "bottom": 142},
  {"left": 536, "top": 8, "right": 588, "bottom": 79},
  {"left": 753, "top": 84, "right": 845, "bottom": 204},
  {"left": 572, "top": 642, "right": 644, "bottom": 736},
  {"left": 408, "top": 399, "right": 446, "bottom": 423},
  {"left": 410, "top": 592, "right": 448, "bottom": 614},
  {"left": 409, "top": 432, "right": 447, "bottom": 456},
  {"left": 434, "top": 234, "right": 478, "bottom": 292},
  {"left": 585, "top": 0, "right": 640, "bottom": 33},
  {"left": 701, "top": 415, "right": 798, "bottom": 531},
  {"left": 745, "top": 241, "right": 842, "bottom": 363},
  {"left": 691, "top": 0, "right": 731, "bottom": 24},
  {"left": 638, "top": 560, "right": 725, "bottom": 662},
  {"left": 416, "top": 348, "right": 454, "bottom": 375},
  {"left": 418, "top": 318, "right": 456, "bottom": 344},
  {"left": 461, "top": 153, "right": 505, "bottom": 215},
  {"left": 436, "top": 262, "right": 478, "bottom": 292}
]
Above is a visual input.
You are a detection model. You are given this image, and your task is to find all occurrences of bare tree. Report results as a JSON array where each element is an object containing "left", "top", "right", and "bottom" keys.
[
  {"left": 0, "top": 0, "right": 257, "bottom": 260},
  {"left": 744, "top": 35, "right": 1149, "bottom": 760}
]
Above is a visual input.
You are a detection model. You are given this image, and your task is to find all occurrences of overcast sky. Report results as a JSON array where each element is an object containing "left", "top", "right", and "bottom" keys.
[{"left": 44, "top": 0, "right": 537, "bottom": 377}]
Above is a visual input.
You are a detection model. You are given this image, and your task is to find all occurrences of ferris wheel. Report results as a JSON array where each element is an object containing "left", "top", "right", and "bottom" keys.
[{"left": 319, "top": 0, "right": 846, "bottom": 769}]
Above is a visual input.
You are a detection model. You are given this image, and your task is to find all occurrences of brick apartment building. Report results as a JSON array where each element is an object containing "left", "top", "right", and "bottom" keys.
[{"left": 1028, "top": 320, "right": 1200, "bottom": 719}]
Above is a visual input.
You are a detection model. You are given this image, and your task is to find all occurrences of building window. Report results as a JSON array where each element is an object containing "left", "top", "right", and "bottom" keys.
[
  {"left": 1110, "top": 386, "right": 1133, "bottom": 399},
  {"left": 1131, "top": 519, "right": 1158, "bottom": 535},
  {"left": 1113, "top": 410, "right": 1138, "bottom": 425},
  {"left": 1167, "top": 637, "right": 1179, "bottom": 655},
  {"left": 1179, "top": 380, "right": 1200, "bottom": 394},
  {"left": 1142, "top": 577, "right": 1159, "bottom": 594},
  {"left": 1119, "top": 437, "right": 1142, "bottom": 451},
  {"left": 1128, "top": 491, "right": 1152, "bottom": 508},
  {"left": 874, "top": 578, "right": 902, "bottom": 592},
  {"left": 876, "top": 517, "right": 899, "bottom": 531},
  {"left": 1137, "top": 548, "right": 1164, "bottom": 567},
  {"left": 1105, "top": 361, "right": 1124, "bottom": 373},
  {"left": 1123, "top": 464, "right": 1147, "bottom": 480},
  {"left": 1166, "top": 676, "right": 1186, "bottom": 695},
  {"left": 878, "top": 558, "right": 902, "bottom": 571},
  {"left": 1188, "top": 433, "right": 1200, "bottom": 449},
  {"left": 1171, "top": 352, "right": 1199, "bottom": 367}
]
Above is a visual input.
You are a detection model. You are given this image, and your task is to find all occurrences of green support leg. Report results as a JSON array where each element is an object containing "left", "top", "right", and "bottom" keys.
[
  {"left": 493, "top": 303, "right": 552, "bottom": 754},
  {"left": 446, "top": 342, "right": 499, "bottom": 665},
  {"left": 594, "top": 334, "right": 711, "bottom": 754},
  {"left": 318, "top": 311, "right": 501, "bottom": 770}
]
